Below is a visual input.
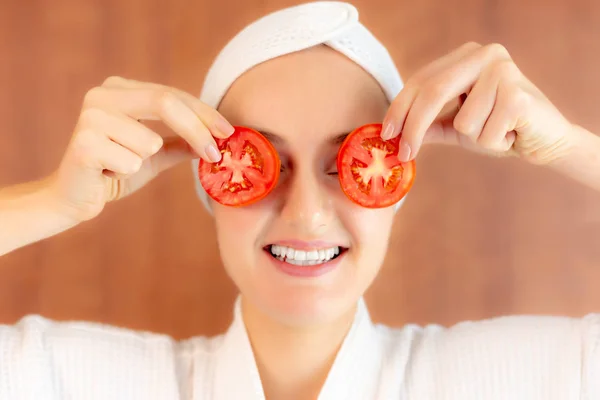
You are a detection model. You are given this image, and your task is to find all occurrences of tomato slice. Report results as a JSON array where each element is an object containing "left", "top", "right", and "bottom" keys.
[
  {"left": 337, "top": 123, "right": 416, "bottom": 208},
  {"left": 198, "top": 126, "right": 280, "bottom": 207}
]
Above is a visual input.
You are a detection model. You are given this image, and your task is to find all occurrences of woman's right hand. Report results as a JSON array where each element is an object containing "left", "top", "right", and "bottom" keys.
[{"left": 47, "top": 76, "right": 234, "bottom": 223}]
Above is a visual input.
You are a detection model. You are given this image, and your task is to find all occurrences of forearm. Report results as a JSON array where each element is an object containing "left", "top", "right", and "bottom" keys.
[
  {"left": 0, "top": 178, "right": 78, "bottom": 257},
  {"left": 550, "top": 125, "right": 600, "bottom": 192}
]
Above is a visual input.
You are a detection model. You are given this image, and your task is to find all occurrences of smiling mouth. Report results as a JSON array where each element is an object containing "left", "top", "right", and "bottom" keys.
[{"left": 264, "top": 244, "right": 348, "bottom": 266}]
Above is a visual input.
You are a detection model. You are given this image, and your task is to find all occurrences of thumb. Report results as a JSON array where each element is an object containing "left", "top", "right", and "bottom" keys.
[
  {"left": 152, "top": 136, "right": 199, "bottom": 173},
  {"left": 422, "top": 118, "right": 516, "bottom": 158},
  {"left": 118, "top": 137, "right": 199, "bottom": 198},
  {"left": 422, "top": 118, "right": 468, "bottom": 146},
  {"left": 423, "top": 117, "right": 487, "bottom": 151}
]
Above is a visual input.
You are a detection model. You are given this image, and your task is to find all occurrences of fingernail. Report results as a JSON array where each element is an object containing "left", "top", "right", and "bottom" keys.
[
  {"left": 215, "top": 118, "right": 235, "bottom": 136},
  {"left": 205, "top": 144, "right": 222, "bottom": 163},
  {"left": 398, "top": 142, "right": 411, "bottom": 161},
  {"left": 381, "top": 122, "right": 394, "bottom": 140}
]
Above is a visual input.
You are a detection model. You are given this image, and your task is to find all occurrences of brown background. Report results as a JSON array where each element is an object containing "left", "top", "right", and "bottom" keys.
[{"left": 1, "top": 0, "right": 599, "bottom": 340}]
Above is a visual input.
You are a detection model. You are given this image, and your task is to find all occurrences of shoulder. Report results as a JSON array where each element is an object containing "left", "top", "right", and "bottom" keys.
[
  {"left": 4, "top": 312, "right": 230, "bottom": 365},
  {"left": 0, "top": 314, "right": 226, "bottom": 399},
  {"left": 2, "top": 313, "right": 226, "bottom": 352},
  {"left": 2, "top": 313, "right": 180, "bottom": 356},
  {"left": 372, "top": 313, "right": 600, "bottom": 398},
  {"left": 375, "top": 312, "right": 600, "bottom": 349}
]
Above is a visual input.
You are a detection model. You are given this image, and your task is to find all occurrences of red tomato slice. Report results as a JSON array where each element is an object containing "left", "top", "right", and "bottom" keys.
[
  {"left": 337, "top": 123, "right": 416, "bottom": 208},
  {"left": 198, "top": 126, "right": 280, "bottom": 207}
]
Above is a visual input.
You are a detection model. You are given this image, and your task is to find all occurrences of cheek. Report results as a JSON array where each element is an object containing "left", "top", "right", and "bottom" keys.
[
  {"left": 214, "top": 207, "right": 257, "bottom": 257},
  {"left": 341, "top": 206, "right": 394, "bottom": 261},
  {"left": 212, "top": 203, "right": 272, "bottom": 273},
  {"left": 335, "top": 206, "right": 395, "bottom": 306}
]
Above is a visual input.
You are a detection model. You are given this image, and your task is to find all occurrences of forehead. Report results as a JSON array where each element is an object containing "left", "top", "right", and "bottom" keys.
[{"left": 217, "top": 45, "right": 389, "bottom": 144}]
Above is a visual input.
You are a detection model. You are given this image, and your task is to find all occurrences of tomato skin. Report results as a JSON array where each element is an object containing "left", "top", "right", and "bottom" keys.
[
  {"left": 198, "top": 126, "right": 280, "bottom": 207},
  {"left": 337, "top": 123, "right": 416, "bottom": 208}
]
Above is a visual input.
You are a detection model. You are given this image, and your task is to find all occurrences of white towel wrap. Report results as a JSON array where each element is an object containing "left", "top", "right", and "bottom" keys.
[{"left": 192, "top": 1, "right": 406, "bottom": 213}]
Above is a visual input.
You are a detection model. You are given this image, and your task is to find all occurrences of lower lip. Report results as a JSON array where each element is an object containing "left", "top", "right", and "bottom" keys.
[{"left": 266, "top": 251, "right": 345, "bottom": 278}]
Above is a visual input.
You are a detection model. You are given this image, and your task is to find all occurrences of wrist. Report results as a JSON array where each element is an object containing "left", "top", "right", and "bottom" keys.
[
  {"left": 36, "top": 174, "right": 82, "bottom": 229},
  {"left": 546, "top": 123, "right": 600, "bottom": 192},
  {"left": 547, "top": 123, "right": 590, "bottom": 170},
  {"left": 0, "top": 176, "right": 81, "bottom": 256}
]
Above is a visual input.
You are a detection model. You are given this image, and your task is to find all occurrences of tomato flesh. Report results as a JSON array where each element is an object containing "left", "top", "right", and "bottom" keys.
[
  {"left": 337, "top": 123, "right": 415, "bottom": 208},
  {"left": 198, "top": 126, "right": 280, "bottom": 207}
]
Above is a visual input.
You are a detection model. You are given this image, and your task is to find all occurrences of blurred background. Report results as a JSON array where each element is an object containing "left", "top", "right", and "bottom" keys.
[{"left": 1, "top": 0, "right": 600, "bottom": 340}]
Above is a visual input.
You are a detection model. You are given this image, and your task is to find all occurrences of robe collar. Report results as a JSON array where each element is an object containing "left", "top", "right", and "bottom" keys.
[{"left": 211, "top": 297, "right": 383, "bottom": 399}]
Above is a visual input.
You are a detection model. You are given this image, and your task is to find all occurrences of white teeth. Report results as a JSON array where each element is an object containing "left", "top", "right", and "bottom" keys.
[
  {"left": 280, "top": 258, "right": 328, "bottom": 266},
  {"left": 294, "top": 250, "right": 306, "bottom": 261},
  {"left": 286, "top": 247, "right": 295, "bottom": 259},
  {"left": 269, "top": 244, "right": 342, "bottom": 265}
]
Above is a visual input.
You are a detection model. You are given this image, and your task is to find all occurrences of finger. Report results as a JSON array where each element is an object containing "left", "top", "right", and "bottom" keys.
[
  {"left": 150, "top": 136, "right": 197, "bottom": 174},
  {"left": 118, "top": 137, "right": 197, "bottom": 192},
  {"left": 478, "top": 89, "right": 520, "bottom": 152},
  {"left": 80, "top": 107, "right": 164, "bottom": 159},
  {"left": 101, "top": 76, "right": 235, "bottom": 138},
  {"left": 381, "top": 42, "right": 481, "bottom": 140},
  {"left": 423, "top": 118, "right": 515, "bottom": 156},
  {"left": 405, "top": 42, "right": 483, "bottom": 85},
  {"left": 422, "top": 118, "right": 480, "bottom": 149},
  {"left": 398, "top": 44, "right": 512, "bottom": 161},
  {"left": 74, "top": 129, "right": 143, "bottom": 175},
  {"left": 84, "top": 87, "right": 222, "bottom": 162},
  {"left": 99, "top": 140, "right": 143, "bottom": 175},
  {"left": 158, "top": 93, "right": 223, "bottom": 162},
  {"left": 452, "top": 61, "right": 505, "bottom": 143}
]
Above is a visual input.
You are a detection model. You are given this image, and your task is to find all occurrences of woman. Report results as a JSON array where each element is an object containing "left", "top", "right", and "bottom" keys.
[{"left": 1, "top": 2, "right": 598, "bottom": 399}]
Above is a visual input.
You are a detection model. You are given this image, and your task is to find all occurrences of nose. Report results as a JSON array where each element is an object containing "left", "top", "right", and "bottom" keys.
[{"left": 279, "top": 167, "right": 334, "bottom": 235}]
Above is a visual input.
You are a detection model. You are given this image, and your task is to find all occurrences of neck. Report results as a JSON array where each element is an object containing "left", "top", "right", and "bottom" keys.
[{"left": 241, "top": 298, "right": 357, "bottom": 400}]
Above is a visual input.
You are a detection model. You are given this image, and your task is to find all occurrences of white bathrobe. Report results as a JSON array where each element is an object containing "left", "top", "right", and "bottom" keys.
[{"left": 1, "top": 297, "right": 598, "bottom": 399}]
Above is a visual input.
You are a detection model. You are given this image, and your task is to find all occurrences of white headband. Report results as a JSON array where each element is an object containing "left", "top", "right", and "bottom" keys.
[{"left": 192, "top": 1, "right": 406, "bottom": 213}]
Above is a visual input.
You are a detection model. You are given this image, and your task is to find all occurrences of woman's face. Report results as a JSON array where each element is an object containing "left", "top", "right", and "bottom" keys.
[{"left": 214, "top": 45, "right": 395, "bottom": 326}]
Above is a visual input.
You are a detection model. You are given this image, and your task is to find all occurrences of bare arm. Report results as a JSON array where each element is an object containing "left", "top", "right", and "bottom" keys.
[
  {"left": 0, "top": 76, "right": 234, "bottom": 258},
  {"left": 549, "top": 125, "right": 600, "bottom": 192},
  {"left": 0, "top": 176, "right": 78, "bottom": 257},
  {"left": 381, "top": 43, "right": 600, "bottom": 195}
]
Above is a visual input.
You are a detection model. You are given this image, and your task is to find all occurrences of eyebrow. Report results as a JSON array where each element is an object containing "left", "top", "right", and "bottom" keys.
[{"left": 251, "top": 128, "right": 350, "bottom": 146}]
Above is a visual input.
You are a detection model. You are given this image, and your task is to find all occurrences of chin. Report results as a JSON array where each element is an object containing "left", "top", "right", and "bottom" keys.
[
  {"left": 232, "top": 248, "right": 366, "bottom": 327},
  {"left": 247, "top": 287, "right": 358, "bottom": 327}
]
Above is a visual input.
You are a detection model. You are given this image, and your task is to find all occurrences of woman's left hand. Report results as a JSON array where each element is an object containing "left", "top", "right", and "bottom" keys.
[{"left": 382, "top": 42, "right": 574, "bottom": 165}]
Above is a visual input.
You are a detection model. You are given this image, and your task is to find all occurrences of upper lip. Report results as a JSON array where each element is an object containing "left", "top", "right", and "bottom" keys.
[{"left": 266, "top": 239, "right": 347, "bottom": 251}]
